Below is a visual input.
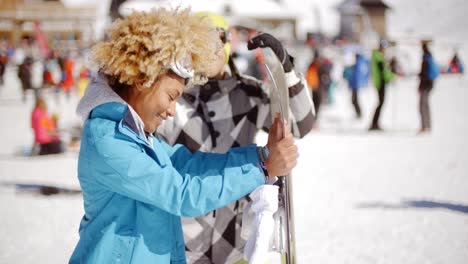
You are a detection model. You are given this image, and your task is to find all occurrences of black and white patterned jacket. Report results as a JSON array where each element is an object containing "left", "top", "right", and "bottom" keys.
[{"left": 157, "top": 70, "right": 314, "bottom": 153}]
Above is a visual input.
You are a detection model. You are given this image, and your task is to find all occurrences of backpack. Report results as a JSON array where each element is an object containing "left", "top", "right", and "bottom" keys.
[
  {"left": 458, "top": 58, "right": 464, "bottom": 73},
  {"left": 343, "top": 65, "right": 353, "bottom": 85},
  {"left": 425, "top": 54, "right": 440, "bottom": 80},
  {"left": 354, "top": 55, "right": 369, "bottom": 89}
]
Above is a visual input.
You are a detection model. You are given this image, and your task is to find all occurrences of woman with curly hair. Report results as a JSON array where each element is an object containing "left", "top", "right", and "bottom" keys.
[{"left": 70, "top": 8, "right": 298, "bottom": 264}]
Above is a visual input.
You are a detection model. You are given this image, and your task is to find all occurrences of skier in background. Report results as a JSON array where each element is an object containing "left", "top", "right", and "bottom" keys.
[
  {"left": 157, "top": 12, "right": 314, "bottom": 264},
  {"left": 418, "top": 41, "right": 439, "bottom": 134},
  {"left": 318, "top": 52, "right": 333, "bottom": 106},
  {"left": 0, "top": 47, "right": 7, "bottom": 86},
  {"left": 60, "top": 53, "right": 74, "bottom": 99},
  {"left": 306, "top": 49, "right": 321, "bottom": 118},
  {"left": 389, "top": 56, "right": 403, "bottom": 76},
  {"left": 77, "top": 66, "right": 91, "bottom": 97},
  {"left": 447, "top": 53, "right": 464, "bottom": 74},
  {"left": 369, "top": 40, "right": 394, "bottom": 131},
  {"left": 18, "top": 56, "right": 34, "bottom": 102},
  {"left": 306, "top": 49, "right": 333, "bottom": 125},
  {"left": 344, "top": 53, "right": 369, "bottom": 119},
  {"left": 31, "top": 96, "right": 64, "bottom": 155}
]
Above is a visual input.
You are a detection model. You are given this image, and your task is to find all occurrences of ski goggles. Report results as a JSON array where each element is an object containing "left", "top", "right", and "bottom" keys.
[
  {"left": 166, "top": 55, "right": 194, "bottom": 85},
  {"left": 217, "top": 27, "right": 231, "bottom": 44}
]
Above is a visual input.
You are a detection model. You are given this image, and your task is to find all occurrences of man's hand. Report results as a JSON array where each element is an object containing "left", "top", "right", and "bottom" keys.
[
  {"left": 265, "top": 113, "right": 298, "bottom": 177},
  {"left": 247, "top": 33, "right": 294, "bottom": 73}
]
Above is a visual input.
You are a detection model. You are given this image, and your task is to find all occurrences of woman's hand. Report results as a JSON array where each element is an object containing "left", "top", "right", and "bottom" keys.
[
  {"left": 265, "top": 113, "right": 298, "bottom": 178},
  {"left": 247, "top": 33, "right": 294, "bottom": 73}
]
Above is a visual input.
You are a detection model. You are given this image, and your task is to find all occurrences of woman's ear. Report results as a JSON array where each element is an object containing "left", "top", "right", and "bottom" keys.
[{"left": 133, "top": 80, "right": 146, "bottom": 91}]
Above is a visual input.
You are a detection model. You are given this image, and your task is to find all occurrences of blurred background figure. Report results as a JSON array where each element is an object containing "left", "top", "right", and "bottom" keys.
[
  {"left": 42, "top": 52, "right": 61, "bottom": 89},
  {"left": 447, "top": 52, "right": 464, "bottom": 74},
  {"left": 369, "top": 40, "right": 394, "bottom": 131},
  {"left": 18, "top": 56, "right": 34, "bottom": 102},
  {"left": 31, "top": 96, "right": 64, "bottom": 155},
  {"left": 306, "top": 49, "right": 321, "bottom": 117},
  {"left": 305, "top": 49, "right": 333, "bottom": 126},
  {"left": 44, "top": 50, "right": 66, "bottom": 103},
  {"left": 389, "top": 55, "right": 403, "bottom": 76},
  {"left": 344, "top": 53, "right": 369, "bottom": 119},
  {"left": 77, "top": 66, "right": 91, "bottom": 98},
  {"left": 42, "top": 58, "right": 55, "bottom": 89},
  {"left": 0, "top": 45, "right": 7, "bottom": 86},
  {"left": 60, "top": 53, "right": 75, "bottom": 99},
  {"left": 418, "top": 41, "right": 439, "bottom": 134},
  {"left": 246, "top": 44, "right": 267, "bottom": 81},
  {"left": 318, "top": 51, "right": 334, "bottom": 106}
]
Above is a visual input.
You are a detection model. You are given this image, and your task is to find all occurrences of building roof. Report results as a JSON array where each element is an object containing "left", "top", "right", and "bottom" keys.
[
  {"left": 360, "top": 0, "right": 390, "bottom": 9},
  {"left": 337, "top": 0, "right": 390, "bottom": 13}
]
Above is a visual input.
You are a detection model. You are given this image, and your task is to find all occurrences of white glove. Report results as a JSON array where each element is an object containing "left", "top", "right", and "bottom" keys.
[{"left": 243, "top": 185, "right": 279, "bottom": 264}]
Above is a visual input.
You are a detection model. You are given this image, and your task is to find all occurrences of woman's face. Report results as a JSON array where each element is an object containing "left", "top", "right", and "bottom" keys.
[
  {"left": 129, "top": 71, "right": 185, "bottom": 134},
  {"left": 205, "top": 45, "right": 226, "bottom": 79}
]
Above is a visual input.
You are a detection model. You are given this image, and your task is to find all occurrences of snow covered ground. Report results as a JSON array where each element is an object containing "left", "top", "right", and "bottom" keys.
[
  {"left": 293, "top": 74, "right": 468, "bottom": 263},
  {"left": 1, "top": 56, "right": 467, "bottom": 263}
]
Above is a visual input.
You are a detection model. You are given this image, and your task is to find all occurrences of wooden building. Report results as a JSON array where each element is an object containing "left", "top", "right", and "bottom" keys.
[
  {"left": 337, "top": 0, "right": 390, "bottom": 42},
  {"left": 0, "top": 0, "right": 100, "bottom": 47}
]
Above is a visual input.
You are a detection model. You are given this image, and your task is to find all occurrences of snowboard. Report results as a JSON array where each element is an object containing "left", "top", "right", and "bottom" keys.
[{"left": 262, "top": 48, "right": 297, "bottom": 264}]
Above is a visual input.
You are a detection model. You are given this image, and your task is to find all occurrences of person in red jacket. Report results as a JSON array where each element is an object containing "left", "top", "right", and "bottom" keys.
[
  {"left": 60, "top": 55, "right": 74, "bottom": 98},
  {"left": 31, "top": 97, "right": 64, "bottom": 155},
  {"left": 447, "top": 53, "right": 464, "bottom": 74}
]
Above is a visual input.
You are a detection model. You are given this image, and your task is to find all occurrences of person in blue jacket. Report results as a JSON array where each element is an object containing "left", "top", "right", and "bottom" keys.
[
  {"left": 418, "top": 41, "right": 439, "bottom": 133},
  {"left": 70, "top": 8, "right": 298, "bottom": 264},
  {"left": 344, "top": 53, "right": 369, "bottom": 119}
]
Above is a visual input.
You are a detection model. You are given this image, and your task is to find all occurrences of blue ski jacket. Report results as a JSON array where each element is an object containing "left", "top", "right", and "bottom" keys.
[
  {"left": 70, "top": 75, "right": 265, "bottom": 263},
  {"left": 349, "top": 54, "right": 369, "bottom": 91}
]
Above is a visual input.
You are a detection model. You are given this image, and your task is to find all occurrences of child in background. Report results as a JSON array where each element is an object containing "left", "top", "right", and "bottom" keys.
[{"left": 31, "top": 97, "right": 64, "bottom": 155}]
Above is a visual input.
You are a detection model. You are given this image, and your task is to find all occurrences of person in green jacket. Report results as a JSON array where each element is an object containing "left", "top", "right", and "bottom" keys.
[
  {"left": 369, "top": 40, "right": 394, "bottom": 131},
  {"left": 70, "top": 8, "right": 299, "bottom": 264}
]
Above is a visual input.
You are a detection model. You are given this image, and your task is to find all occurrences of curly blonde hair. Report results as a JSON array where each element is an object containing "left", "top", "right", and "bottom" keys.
[{"left": 92, "top": 8, "right": 218, "bottom": 88}]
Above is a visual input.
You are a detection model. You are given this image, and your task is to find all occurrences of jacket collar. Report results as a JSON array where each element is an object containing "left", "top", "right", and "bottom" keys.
[
  {"left": 80, "top": 73, "right": 153, "bottom": 146},
  {"left": 84, "top": 78, "right": 167, "bottom": 166},
  {"left": 89, "top": 102, "right": 150, "bottom": 147},
  {"left": 122, "top": 105, "right": 152, "bottom": 145},
  {"left": 183, "top": 72, "right": 239, "bottom": 103}
]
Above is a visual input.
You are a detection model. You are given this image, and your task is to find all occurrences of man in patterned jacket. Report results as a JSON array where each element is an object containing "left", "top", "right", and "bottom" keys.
[{"left": 157, "top": 12, "right": 314, "bottom": 264}]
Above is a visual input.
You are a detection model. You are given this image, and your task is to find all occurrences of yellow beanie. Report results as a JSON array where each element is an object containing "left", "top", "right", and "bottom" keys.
[{"left": 195, "top": 12, "right": 231, "bottom": 64}]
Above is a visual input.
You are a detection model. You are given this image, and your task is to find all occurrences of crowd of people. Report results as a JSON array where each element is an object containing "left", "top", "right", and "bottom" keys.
[
  {"left": 1, "top": 19, "right": 465, "bottom": 161},
  {"left": 307, "top": 38, "right": 464, "bottom": 134},
  {"left": 1, "top": 38, "right": 92, "bottom": 156}
]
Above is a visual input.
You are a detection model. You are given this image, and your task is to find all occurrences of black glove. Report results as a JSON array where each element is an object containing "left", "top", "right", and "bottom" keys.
[{"left": 247, "top": 33, "right": 294, "bottom": 73}]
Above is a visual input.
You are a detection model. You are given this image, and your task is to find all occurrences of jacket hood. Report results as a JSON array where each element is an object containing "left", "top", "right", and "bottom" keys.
[{"left": 76, "top": 73, "right": 126, "bottom": 120}]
